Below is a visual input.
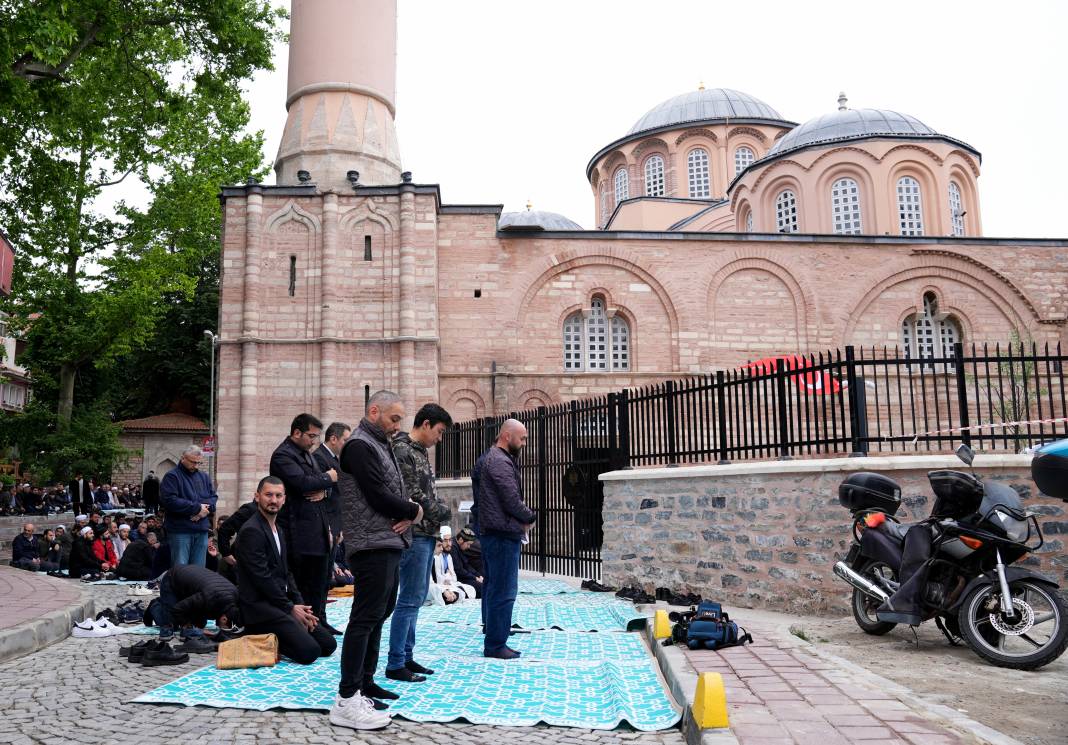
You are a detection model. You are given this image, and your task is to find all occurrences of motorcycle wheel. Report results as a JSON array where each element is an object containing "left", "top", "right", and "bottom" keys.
[
  {"left": 958, "top": 578, "right": 1068, "bottom": 670},
  {"left": 851, "top": 560, "right": 898, "bottom": 635}
]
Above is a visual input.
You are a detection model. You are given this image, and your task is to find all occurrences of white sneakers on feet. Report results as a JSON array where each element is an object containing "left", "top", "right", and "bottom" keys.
[{"left": 328, "top": 692, "right": 391, "bottom": 730}]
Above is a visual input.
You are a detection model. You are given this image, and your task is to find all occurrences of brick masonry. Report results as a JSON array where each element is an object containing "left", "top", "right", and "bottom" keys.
[{"left": 599, "top": 455, "right": 1065, "bottom": 615}]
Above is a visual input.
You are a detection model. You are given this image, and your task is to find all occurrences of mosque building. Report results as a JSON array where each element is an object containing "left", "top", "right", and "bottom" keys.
[{"left": 213, "top": 0, "right": 1067, "bottom": 507}]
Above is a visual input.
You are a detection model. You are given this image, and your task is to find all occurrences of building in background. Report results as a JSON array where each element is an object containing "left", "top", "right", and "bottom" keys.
[
  {"left": 111, "top": 412, "right": 209, "bottom": 486},
  {"left": 0, "top": 312, "right": 29, "bottom": 413}
]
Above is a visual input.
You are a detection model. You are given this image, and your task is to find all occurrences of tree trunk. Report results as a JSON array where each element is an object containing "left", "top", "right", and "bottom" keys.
[{"left": 58, "top": 362, "right": 77, "bottom": 430}]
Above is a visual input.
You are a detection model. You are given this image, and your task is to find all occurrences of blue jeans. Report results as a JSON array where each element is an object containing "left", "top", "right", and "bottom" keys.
[
  {"left": 155, "top": 573, "right": 206, "bottom": 639},
  {"left": 480, "top": 533, "right": 521, "bottom": 654},
  {"left": 168, "top": 531, "right": 208, "bottom": 567},
  {"left": 386, "top": 535, "right": 435, "bottom": 670}
]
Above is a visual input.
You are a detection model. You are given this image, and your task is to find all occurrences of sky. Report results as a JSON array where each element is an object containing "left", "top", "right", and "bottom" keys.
[{"left": 239, "top": 0, "right": 1068, "bottom": 237}]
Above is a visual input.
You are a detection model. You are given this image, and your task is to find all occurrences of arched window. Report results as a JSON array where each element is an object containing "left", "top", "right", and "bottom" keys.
[
  {"left": 644, "top": 155, "right": 665, "bottom": 196},
  {"left": 562, "top": 297, "right": 630, "bottom": 371},
  {"left": 614, "top": 167, "right": 629, "bottom": 205},
  {"left": 948, "top": 181, "right": 965, "bottom": 237},
  {"left": 775, "top": 189, "right": 798, "bottom": 233},
  {"left": 896, "top": 176, "right": 924, "bottom": 236},
  {"left": 831, "top": 177, "right": 863, "bottom": 234},
  {"left": 902, "top": 292, "right": 961, "bottom": 370},
  {"left": 745, "top": 210, "right": 753, "bottom": 233},
  {"left": 687, "top": 148, "right": 710, "bottom": 198},
  {"left": 734, "top": 146, "right": 755, "bottom": 177}
]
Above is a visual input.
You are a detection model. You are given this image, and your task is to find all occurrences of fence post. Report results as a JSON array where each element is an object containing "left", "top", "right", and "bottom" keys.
[
  {"left": 954, "top": 342, "right": 972, "bottom": 447},
  {"left": 716, "top": 371, "right": 729, "bottom": 464},
  {"left": 665, "top": 380, "right": 679, "bottom": 466},
  {"left": 775, "top": 363, "right": 791, "bottom": 459},
  {"left": 844, "top": 346, "right": 869, "bottom": 456},
  {"left": 536, "top": 406, "right": 548, "bottom": 575},
  {"left": 617, "top": 389, "right": 632, "bottom": 469},
  {"left": 606, "top": 393, "right": 619, "bottom": 469}
]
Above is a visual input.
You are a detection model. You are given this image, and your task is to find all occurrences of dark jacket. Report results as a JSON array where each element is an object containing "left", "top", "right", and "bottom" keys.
[
  {"left": 68, "top": 479, "right": 92, "bottom": 505},
  {"left": 393, "top": 432, "right": 451, "bottom": 539},
  {"left": 160, "top": 464, "right": 217, "bottom": 534},
  {"left": 450, "top": 541, "right": 480, "bottom": 585},
  {"left": 142, "top": 475, "right": 160, "bottom": 504},
  {"left": 166, "top": 564, "right": 238, "bottom": 627},
  {"left": 68, "top": 535, "right": 99, "bottom": 577},
  {"left": 11, "top": 533, "right": 39, "bottom": 564},
  {"left": 312, "top": 444, "right": 343, "bottom": 539},
  {"left": 217, "top": 500, "right": 257, "bottom": 560},
  {"left": 270, "top": 437, "right": 334, "bottom": 556},
  {"left": 471, "top": 446, "right": 536, "bottom": 540},
  {"left": 234, "top": 511, "right": 303, "bottom": 624},
  {"left": 55, "top": 530, "right": 72, "bottom": 562},
  {"left": 338, "top": 419, "right": 419, "bottom": 555},
  {"left": 116, "top": 540, "right": 157, "bottom": 580}
]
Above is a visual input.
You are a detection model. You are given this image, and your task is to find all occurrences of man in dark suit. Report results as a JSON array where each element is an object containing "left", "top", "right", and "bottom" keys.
[
  {"left": 68, "top": 473, "right": 92, "bottom": 515},
  {"left": 234, "top": 475, "right": 336, "bottom": 665},
  {"left": 313, "top": 422, "right": 351, "bottom": 609},
  {"left": 269, "top": 413, "right": 339, "bottom": 634},
  {"left": 142, "top": 471, "right": 160, "bottom": 513}
]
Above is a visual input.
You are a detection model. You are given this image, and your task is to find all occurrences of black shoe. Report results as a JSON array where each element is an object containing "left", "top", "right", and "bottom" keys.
[
  {"left": 128, "top": 640, "right": 162, "bottom": 664},
  {"left": 96, "top": 608, "right": 119, "bottom": 625},
  {"left": 205, "top": 628, "right": 244, "bottom": 643},
  {"left": 176, "top": 637, "right": 217, "bottom": 655},
  {"left": 631, "top": 590, "right": 656, "bottom": 604},
  {"left": 615, "top": 586, "right": 638, "bottom": 599},
  {"left": 142, "top": 642, "right": 189, "bottom": 666},
  {"left": 484, "top": 647, "right": 521, "bottom": 660},
  {"left": 385, "top": 667, "right": 426, "bottom": 683},
  {"left": 320, "top": 621, "right": 342, "bottom": 636},
  {"left": 655, "top": 587, "right": 671, "bottom": 601},
  {"left": 405, "top": 660, "right": 434, "bottom": 675},
  {"left": 582, "top": 579, "right": 616, "bottom": 593},
  {"left": 120, "top": 640, "right": 152, "bottom": 659},
  {"left": 362, "top": 681, "right": 399, "bottom": 700}
]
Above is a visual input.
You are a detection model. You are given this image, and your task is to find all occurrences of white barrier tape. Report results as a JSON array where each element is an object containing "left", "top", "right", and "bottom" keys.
[{"left": 908, "top": 417, "right": 1068, "bottom": 444}]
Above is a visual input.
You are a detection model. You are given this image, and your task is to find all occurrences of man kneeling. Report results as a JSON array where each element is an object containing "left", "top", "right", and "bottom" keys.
[{"left": 235, "top": 476, "right": 336, "bottom": 665}]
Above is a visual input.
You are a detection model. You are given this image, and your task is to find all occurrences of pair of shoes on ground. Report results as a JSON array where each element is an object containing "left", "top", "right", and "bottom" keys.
[
  {"left": 204, "top": 627, "right": 244, "bottom": 643},
  {"left": 72, "top": 617, "right": 124, "bottom": 637},
  {"left": 329, "top": 691, "right": 392, "bottom": 731},
  {"left": 615, "top": 586, "right": 656, "bottom": 604},
  {"left": 655, "top": 587, "right": 703, "bottom": 606},
  {"left": 46, "top": 569, "right": 66, "bottom": 578},
  {"left": 120, "top": 639, "right": 189, "bottom": 666},
  {"left": 581, "top": 579, "right": 616, "bottom": 592},
  {"left": 384, "top": 659, "right": 435, "bottom": 682},
  {"left": 484, "top": 645, "right": 523, "bottom": 660},
  {"left": 127, "top": 584, "right": 154, "bottom": 596}
]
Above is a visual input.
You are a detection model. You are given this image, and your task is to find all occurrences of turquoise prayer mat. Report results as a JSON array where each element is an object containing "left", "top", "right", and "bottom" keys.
[{"left": 132, "top": 590, "right": 678, "bottom": 731}]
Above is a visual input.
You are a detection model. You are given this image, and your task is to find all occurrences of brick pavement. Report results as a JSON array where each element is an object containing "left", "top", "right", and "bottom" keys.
[
  {"left": 683, "top": 626, "right": 974, "bottom": 745},
  {"left": 0, "top": 565, "right": 82, "bottom": 630}
]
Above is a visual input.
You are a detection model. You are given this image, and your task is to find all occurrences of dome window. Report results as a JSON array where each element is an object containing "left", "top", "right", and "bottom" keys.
[
  {"left": 687, "top": 148, "right": 710, "bottom": 198},
  {"left": 644, "top": 155, "right": 665, "bottom": 197},
  {"left": 775, "top": 189, "right": 798, "bottom": 233},
  {"left": 734, "top": 147, "right": 755, "bottom": 177},
  {"left": 614, "top": 167, "right": 629, "bottom": 206},
  {"left": 896, "top": 176, "right": 924, "bottom": 236},
  {"left": 831, "top": 178, "right": 863, "bottom": 235},
  {"left": 949, "top": 181, "right": 965, "bottom": 237}
]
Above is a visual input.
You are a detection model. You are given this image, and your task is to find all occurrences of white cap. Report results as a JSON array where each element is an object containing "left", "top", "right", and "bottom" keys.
[
  {"left": 118, "top": 524, "right": 130, "bottom": 532},
  {"left": 79, "top": 526, "right": 93, "bottom": 537},
  {"left": 75, "top": 514, "right": 88, "bottom": 522},
  {"left": 439, "top": 526, "right": 453, "bottom": 540}
]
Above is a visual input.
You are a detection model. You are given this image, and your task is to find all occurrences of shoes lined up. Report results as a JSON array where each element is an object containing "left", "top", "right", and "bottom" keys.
[
  {"left": 72, "top": 617, "right": 123, "bottom": 637},
  {"left": 127, "top": 584, "right": 155, "bottom": 596},
  {"left": 655, "top": 587, "right": 703, "bottom": 606},
  {"left": 581, "top": 579, "right": 616, "bottom": 592},
  {"left": 614, "top": 586, "right": 656, "bottom": 604},
  {"left": 120, "top": 639, "right": 189, "bottom": 666}
]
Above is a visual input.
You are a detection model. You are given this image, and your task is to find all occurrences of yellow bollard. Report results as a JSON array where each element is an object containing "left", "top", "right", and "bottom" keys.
[
  {"left": 653, "top": 609, "right": 672, "bottom": 640},
  {"left": 691, "top": 671, "right": 729, "bottom": 729}
]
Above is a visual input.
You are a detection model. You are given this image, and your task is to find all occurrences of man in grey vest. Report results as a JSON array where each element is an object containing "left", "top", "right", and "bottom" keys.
[{"left": 329, "top": 390, "right": 423, "bottom": 732}]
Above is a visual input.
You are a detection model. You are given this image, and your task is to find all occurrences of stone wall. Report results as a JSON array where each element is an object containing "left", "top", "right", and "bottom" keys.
[
  {"left": 436, "top": 477, "right": 474, "bottom": 537},
  {"left": 599, "top": 454, "right": 1065, "bottom": 616}
]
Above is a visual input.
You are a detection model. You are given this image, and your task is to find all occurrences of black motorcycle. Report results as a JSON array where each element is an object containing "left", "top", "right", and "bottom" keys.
[{"left": 833, "top": 443, "right": 1068, "bottom": 670}]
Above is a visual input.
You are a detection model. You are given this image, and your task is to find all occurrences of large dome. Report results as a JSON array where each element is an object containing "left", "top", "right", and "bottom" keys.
[
  {"left": 628, "top": 88, "right": 788, "bottom": 135},
  {"left": 767, "top": 108, "right": 942, "bottom": 158},
  {"left": 498, "top": 210, "right": 583, "bottom": 231}
]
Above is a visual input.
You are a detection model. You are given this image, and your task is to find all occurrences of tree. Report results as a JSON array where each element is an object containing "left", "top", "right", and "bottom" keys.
[{"left": 0, "top": 0, "right": 283, "bottom": 477}]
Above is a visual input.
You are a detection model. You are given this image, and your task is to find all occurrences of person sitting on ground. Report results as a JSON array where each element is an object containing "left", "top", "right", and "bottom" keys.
[
  {"left": 234, "top": 476, "right": 336, "bottom": 665},
  {"left": 110, "top": 523, "right": 131, "bottom": 561},
  {"left": 131, "top": 521, "right": 149, "bottom": 542},
  {"left": 451, "top": 527, "right": 483, "bottom": 597},
  {"left": 69, "top": 526, "right": 104, "bottom": 578},
  {"left": 90, "top": 525, "right": 119, "bottom": 573},
  {"left": 331, "top": 537, "right": 354, "bottom": 587},
  {"left": 39, "top": 528, "right": 62, "bottom": 568},
  {"left": 117, "top": 531, "right": 159, "bottom": 580},
  {"left": 217, "top": 498, "right": 257, "bottom": 584},
  {"left": 11, "top": 522, "right": 58, "bottom": 572},
  {"left": 428, "top": 532, "right": 476, "bottom": 605},
  {"left": 54, "top": 525, "right": 72, "bottom": 571},
  {"left": 154, "top": 563, "right": 240, "bottom": 649}
]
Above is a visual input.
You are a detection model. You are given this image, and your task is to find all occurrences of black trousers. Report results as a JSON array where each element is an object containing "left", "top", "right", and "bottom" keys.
[
  {"left": 338, "top": 548, "right": 400, "bottom": 698},
  {"left": 245, "top": 614, "right": 336, "bottom": 665},
  {"left": 291, "top": 552, "right": 331, "bottom": 622}
]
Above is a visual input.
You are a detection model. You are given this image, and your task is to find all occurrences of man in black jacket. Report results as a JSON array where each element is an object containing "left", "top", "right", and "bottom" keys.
[
  {"left": 68, "top": 473, "right": 92, "bottom": 516},
  {"left": 270, "top": 413, "right": 339, "bottom": 634},
  {"left": 313, "top": 421, "right": 350, "bottom": 578},
  {"left": 117, "top": 532, "right": 159, "bottom": 580},
  {"left": 217, "top": 499, "right": 257, "bottom": 584},
  {"left": 142, "top": 471, "right": 160, "bottom": 514},
  {"left": 156, "top": 563, "right": 239, "bottom": 647},
  {"left": 235, "top": 476, "right": 336, "bottom": 665}
]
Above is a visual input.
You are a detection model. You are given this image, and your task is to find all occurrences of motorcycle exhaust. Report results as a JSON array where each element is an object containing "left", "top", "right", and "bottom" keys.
[{"left": 834, "top": 561, "right": 890, "bottom": 602}]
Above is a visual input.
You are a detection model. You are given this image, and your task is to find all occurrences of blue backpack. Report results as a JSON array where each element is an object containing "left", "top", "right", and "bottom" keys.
[{"left": 671, "top": 601, "right": 754, "bottom": 651}]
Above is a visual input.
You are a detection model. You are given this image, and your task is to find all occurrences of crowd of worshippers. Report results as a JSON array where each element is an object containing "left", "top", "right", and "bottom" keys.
[
  {"left": 9, "top": 394, "right": 529, "bottom": 732},
  {"left": 1, "top": 478, "right": 146, "bottom": 516}
]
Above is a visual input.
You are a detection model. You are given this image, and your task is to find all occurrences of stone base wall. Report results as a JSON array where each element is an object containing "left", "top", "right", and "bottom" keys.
[{"left": 599, "top": 455, "right": 1066, "bottom": 616}]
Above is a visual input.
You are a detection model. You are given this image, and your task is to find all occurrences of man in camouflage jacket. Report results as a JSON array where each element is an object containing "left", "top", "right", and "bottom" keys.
[{"left": 384, "top": 403, "right": 453, "bottom": 681}]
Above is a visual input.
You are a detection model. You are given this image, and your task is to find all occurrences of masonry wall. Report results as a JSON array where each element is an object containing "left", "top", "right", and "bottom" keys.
[{"left": 598, "top": 455, "right": 1065, "bottom": 615}]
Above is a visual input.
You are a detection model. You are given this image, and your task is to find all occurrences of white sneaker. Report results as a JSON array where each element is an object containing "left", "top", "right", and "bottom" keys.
[
  {"left": 328, "top": 692, "right": 391, "bottom": 730},
  {"left": 127, "top": 585, "right": 154, "bottom": 596},
  {"left": 72, "top": 619, "right": 110, "bottom": 638},
  {"left": 94, "top": 618, "right": 124, "bottom": 636}
]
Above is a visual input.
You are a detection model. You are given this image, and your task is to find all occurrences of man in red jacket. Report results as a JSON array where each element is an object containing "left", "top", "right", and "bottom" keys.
[{"left": 91, "top": 525, "right": 119, "bottom": 572}]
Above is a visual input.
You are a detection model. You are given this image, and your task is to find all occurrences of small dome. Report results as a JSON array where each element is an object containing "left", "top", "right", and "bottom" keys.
[
  {"left": 767, "top": 108, "right": 940, "bottom": 158},
  {"left": 498, "top": 210, "right": 583, "bottom": 231},
  {"left": 628, "top": 88, "right": 788, "bottom": 135}
]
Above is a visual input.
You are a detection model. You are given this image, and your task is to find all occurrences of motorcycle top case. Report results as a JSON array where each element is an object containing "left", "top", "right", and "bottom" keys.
[
  {"left": 839, "top": 472, "right": 902, "bottom": 515},
  {"left": 928, "top": 470, "right": 984, "bottom": 518},
  {"left": 1032, "top": 438, "right": 1068, "bottom": 501}
]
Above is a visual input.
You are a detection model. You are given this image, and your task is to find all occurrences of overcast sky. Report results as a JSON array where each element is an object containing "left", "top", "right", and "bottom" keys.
[{"left": 241, "top": 0, "right": 1068, "bottom": 237}]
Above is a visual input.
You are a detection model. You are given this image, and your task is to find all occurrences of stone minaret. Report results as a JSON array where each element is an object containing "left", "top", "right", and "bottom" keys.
[{"left": 275, "top": 0, "right": 402, "bottom": 189}]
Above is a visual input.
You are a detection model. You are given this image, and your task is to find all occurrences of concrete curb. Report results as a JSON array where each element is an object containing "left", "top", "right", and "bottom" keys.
[
  {"left": 0, "top": 586, "right": 95, "bottom": 664},
  {"left": 772, "top": 621, "right": 1026, "bottom": 745}
]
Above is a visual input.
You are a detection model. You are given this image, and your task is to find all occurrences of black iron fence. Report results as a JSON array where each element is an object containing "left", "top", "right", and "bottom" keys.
[{"left": 436, "top": 342, "right": 1068, "bottom": 578}]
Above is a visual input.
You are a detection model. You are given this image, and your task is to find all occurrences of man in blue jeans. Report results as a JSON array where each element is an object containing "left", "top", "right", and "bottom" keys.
[
  {"left": 160, "top": 445, "right": 218, "bottom": 566},
  {"left": 471, "top": 419, "right": 536, "bottom": 660}
]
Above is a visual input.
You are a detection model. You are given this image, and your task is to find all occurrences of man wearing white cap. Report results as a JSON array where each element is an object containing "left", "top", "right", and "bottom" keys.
[
  {"left": 429, "top": 527, "right": 476, "bottom": 604},
  {"left": 68, "top": 525, "right": 102, "bottom": 578}
]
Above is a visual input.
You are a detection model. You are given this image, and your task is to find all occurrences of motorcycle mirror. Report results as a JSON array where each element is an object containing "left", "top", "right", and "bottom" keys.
[{"left": 955, "top": 443, "right": 975, "bottom": 466}]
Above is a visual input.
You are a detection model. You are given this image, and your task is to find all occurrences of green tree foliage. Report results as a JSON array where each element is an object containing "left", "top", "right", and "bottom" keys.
[{"left": 0, "top": 0, "right": 284, "bottom": 480}]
